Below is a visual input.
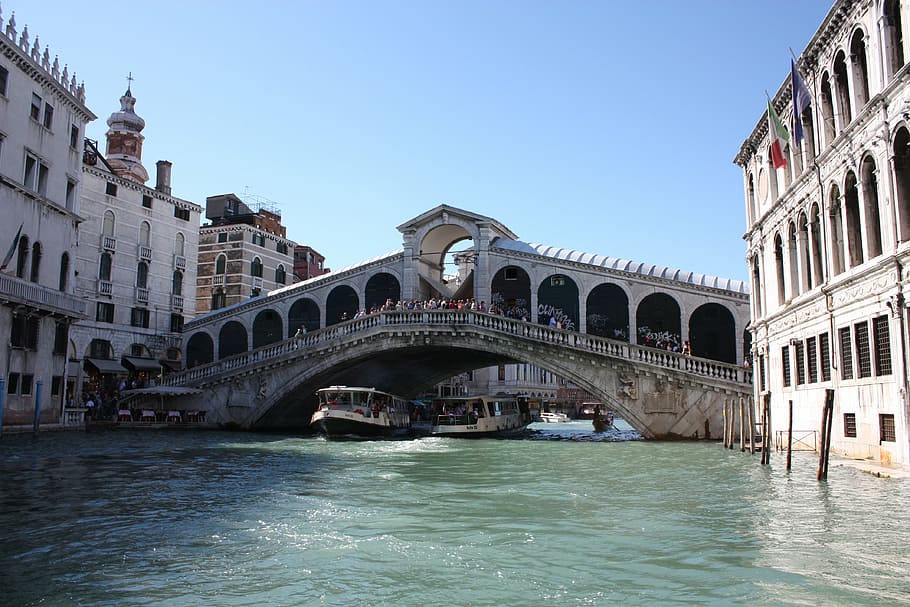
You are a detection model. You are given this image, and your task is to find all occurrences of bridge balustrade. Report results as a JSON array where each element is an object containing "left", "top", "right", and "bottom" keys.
[{"left": 168, "top": 310, "right": 752, "bottom": 388}]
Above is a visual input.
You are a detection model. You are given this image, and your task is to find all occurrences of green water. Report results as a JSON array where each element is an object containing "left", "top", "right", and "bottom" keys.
[{"left": 1, "top": 422, "right": 908, "bottom": 606}]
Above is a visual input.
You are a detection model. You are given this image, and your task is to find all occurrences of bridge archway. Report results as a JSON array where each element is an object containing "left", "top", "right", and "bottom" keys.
[
  {"left": 688, "top": 303, "right": 735, "bottom": 363},
  {"left": 537, "top": 273, "right": 579, "bottom": 330},
  {"left": 417, "top": 224, "right": 473, "bottom": 291},
  {"left": 219, "top": 321, "right": 248, "bottom": 359},
  {"left": 586, "top": 283, "right": 630, "bottom": 341},
  {"left": 636, "top": 293, "right": 681, "bottom": 349},
  {"left": 288, "top": 297, "right": 321, "bottom": 336},
  {"left": 327, "top": 285, "right": 359, "bottom": 325},
  {"left": 252, "top": 309, "right": 283, "bottom": 349},
  {"left": 491, "top": 265, "right": 531, "bottom": 317},
  {"left": 365, "top": 272, "right": 401, "bottom": 310}
]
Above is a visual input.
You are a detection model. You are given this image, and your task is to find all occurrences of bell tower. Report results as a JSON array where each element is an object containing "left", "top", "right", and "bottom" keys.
[{"left": 105, "top": 75, "right": 149, "bottom": 184}]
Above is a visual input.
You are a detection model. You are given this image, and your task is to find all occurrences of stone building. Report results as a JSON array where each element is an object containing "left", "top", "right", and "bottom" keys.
[
  {"left": 735, "top": 0, "right": 910, "bottom": 466},
  {"left": 70, "top": 85, "right": 201, "bottom": 402},
  {"left": 195, "top": 193, "right": 297, "bottom": 316},
  {"left": 293, "top": 245, "right": 329, "bottom": 282},
  {"left": 0, "top": 11, "right": 95, "bottom": 428}
]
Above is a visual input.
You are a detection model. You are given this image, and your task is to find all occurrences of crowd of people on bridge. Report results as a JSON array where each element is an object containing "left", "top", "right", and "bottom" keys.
[{"left": 348, "top": 298, "right": 529, "bottom": 319}]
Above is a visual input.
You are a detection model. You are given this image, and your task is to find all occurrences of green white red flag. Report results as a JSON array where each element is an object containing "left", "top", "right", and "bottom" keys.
[{"left": 766, "top": 98, "right": 789, "bottom": 169}]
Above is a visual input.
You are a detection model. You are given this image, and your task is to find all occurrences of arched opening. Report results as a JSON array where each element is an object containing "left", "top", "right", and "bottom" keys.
[
  {"left": 750, "top": 257, "right": 763, "bottom": 317},
  {"left": 417, "top": 223, "right": 475, "bottom": 300},
  {"left": 326, "top": 285, "right": 359, "bottom": 325},
  {"left": 833, "top": 51, "right": 852, "bottom": 127},
  {"left": 798, "top": 213, "right": 811, "bottom": 293},
  {"left": 16, "top": 234, "right": 29, "bottom": 279},
  {"left": 774, "top": 233, "right": 786, "bottom": 304},
  {"left": 801, "top": 105, "right": 816, "bottom": 163},
  {"left": 820, "top": 72, "right": 836, "bottom": 145},
  {"left": 58, "top": 252, "right": 69, "bottom": 291},
  {"left": 275, "top": 264, "right": 286, "bottom": 285},
  {"left": 252, "top": 309, "right": 283, "bottom": 348},
  {"left": 364, "top": 272, "right": 401, "bottom": 311},
  {"left": 218, "top": 321, "right": 248, "bottom": 359},
  {"left": 216, "top": 254, "right": 226, "bottom": 275},
  {"left": 809, "top": 203, "right": 825, "bottom": 286},
  {"left": 251, "top": 257, "right": 263, "bottom": 277},
  {"left": 172, "top": 270, "right": 183, "bottom": 297},
  {"left": 844, "top": 171, "right": 864, "bottom": 268},
  {"left": 175, "top": 232, "right": 185, "bottom": 257},
  {"left": 99, "top": 252, "right": 112, "bottom": 281},
  {"left": 491, "top": 265, "right": 531, "bottom": 319},
  {"left": 747, "top": 173, "right": 756, "bottom": 222},
  {"left": 828, "top": 185, "right": 845, "bottom": 275},
  {"left": 102, "top": 210, "right": 115, "bottom": 237},
  {"left": 211, "top": 287, "right": 226, "bottom": 311},
  {"left": 29, "top": 241, "right": 41, "bottom": 283},
  {"left": 850, "top": 29, "right": 870, "bottom": 111},
  {"left": 860, "top": 155, "right": 882, "bottom": 258},
  {"left": 689, "top": 303, "right": 736, "bottom": 363},
  {"left": 787, "top": 222, "right": 799, "bottom": 297},
  {"left": 136, "top": 261, "right": 149, "bottom": 289},
  {"left": 895, "top": 127, "right": 910, "bottom": 242},
  {"left": 585, "top": 283, "right": 630, "bottom": 341},
  {"left": 742, "top": 327, "right": 753, "bottom": 366},
  {"left": 636, "top": 293, "right": 681, "bottom": 350},
  {"left": 537, "top": 274, "right": 579, "bottom": 330},
  {"left": 884, "top": 0, "right": 906, "bottom": 79},
  {"left": 139, "top": 221, "right": 150, "bottom": 247},
  {"left": 186, "top": 332, "right": 214, "bottom": 368},
  {"left": 288, "top": 297, "right": 321, "bottom": 336}
]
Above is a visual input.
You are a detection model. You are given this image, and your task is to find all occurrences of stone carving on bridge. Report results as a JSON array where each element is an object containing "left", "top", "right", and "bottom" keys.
[
  {"left": 227, "top": 377, "right": 253, "bottom": 409},
  {"left": 617, "top": 370, "right": 638, "bottom": 400},
  {"left": 256, "top": 375, "right": 269, "bottom": 402}
]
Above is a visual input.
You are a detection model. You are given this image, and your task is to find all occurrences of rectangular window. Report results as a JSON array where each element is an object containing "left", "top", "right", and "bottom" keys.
[
  {"left": 7, "top": 373, "right": 18, "bottom": 394},
  {"left": 759, "top": 354, "right": 766, "bottom": 392},
  {"left": 53, "top": 322, "right": 67, "bottom": 355},
  {"left": 20, "top": 374, "right": 33, "bottom": 396},
  {"left": 142, "top": 194, "right": 152, "bottom": 209},
  {"left": 30, "top": 93, "right": 41, "bottom": 121},
  {"left": 794, "top": 341, "right": 805, "bottom": 385},
  {"left": 855, "top": 321, "right": 871, "bottom": 378},
  {"left": 24, "top": 153, "right": 37, "bottom": 189},
  {"left": 170, "top": 313, "right": 184, "bottom": 333},
  {"left": 10, "top": 314, "right": 39, "bottom": 350},
  {"left": 880, "top": 414, "right": 896, "bottom": 442},
  {"left": 70, "top": 124, "right": 80, "bottom": 149},
  {"left": 96, "top": 302, "right": 115, "bottom": 323},
  {"left": 66, "top": 179, "right": 76, "bottom": 210},
  {"left": 174, "top": 207, "right": 190, "bottom": 221},
  {"left": 498, "top": 365, "right": 506, "bottom": 381},
  {"left": 819, "top": 332, "right": 831, "bottom": 381},
  {"left": 37, "top": 163, "right": 49, "bottom": 196},
  {"left": 43, "top": 102, "right": 54, "bottom": 129},
  {"left": 0, "top": 66, "right": 8, "bottom": 96},
  {"left": 872, "top": 315, "right": 892, "bottom": 376},
  {"left": 843, "top": 413, "right": 857, "bottom": 438},
  {"left": 252, "top": 233, "right": 265, "bottom": 246},
  {"left": 106, "top": 182, "right": 118, "bottom": 196},
  {"left": 781, "top": 346, "right": 791, "bottom": 387},
  {"left": 806, "top": 336, "right": 818, "bottom": 383},
  {"left": 276, "top": 242, "right": 288, "bottom": 254},
  {"left": 51, "top": 375, "right": 62, "bottom": 397},
  {"left": 130, "top": 307, "right": 150, "bottom": 328},
  {"left": 839, "top": 327, "right": 853, "bottom": 380},
  {"left": 217, "top": 232, "right": 228, "bottom": 243}
]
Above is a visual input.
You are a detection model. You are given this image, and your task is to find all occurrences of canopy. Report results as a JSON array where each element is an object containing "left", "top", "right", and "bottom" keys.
[
  {"left": 121, "top": 356, "right": 162, "bottom": 373},
  {"left": 84, "top": 358, "right": 127, "bottom": 375}
]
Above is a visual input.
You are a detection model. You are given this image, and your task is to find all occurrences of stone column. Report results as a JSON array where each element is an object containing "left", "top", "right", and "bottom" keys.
[
  {"left": 401, "top": 229, "right": 418, "bottom": 301},
  {"left": 473, "top": 223, "right": 492, "bottom": 307}
]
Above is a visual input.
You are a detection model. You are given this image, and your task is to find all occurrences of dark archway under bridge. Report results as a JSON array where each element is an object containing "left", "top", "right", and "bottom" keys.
[{"left": 163, "top": 311, "right": 753, "bottom": 439}]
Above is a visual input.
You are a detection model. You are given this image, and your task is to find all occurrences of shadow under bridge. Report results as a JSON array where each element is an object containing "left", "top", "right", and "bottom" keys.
[{"left": 163, "top": 310, "right": 753, "bottom": 438}]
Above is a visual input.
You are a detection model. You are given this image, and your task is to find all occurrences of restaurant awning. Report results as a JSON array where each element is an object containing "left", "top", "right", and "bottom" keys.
[
  {"left": 121, "top": 356, "right": 163, "bottom": 373},
  {"left": 84, "top": 358, "right": 127, "bottom": 375}
]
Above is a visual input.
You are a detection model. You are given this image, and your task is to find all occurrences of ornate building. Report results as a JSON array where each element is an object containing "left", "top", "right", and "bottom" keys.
[
  {"left": 735, "top": 0, "right": 910, "bottom": 466},
  {"left": 0, "top": 10, "right": 95, "bottom": 428},
  {"left": 70, "top": 85, "right": 201, "bottom": 401}
]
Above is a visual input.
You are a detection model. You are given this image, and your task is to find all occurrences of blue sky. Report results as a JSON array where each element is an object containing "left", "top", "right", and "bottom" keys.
[{"left": 19, "top": 1, "right": 834, "bottom": 282}]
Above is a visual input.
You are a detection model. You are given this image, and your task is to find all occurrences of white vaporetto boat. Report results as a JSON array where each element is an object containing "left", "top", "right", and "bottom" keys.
[
  {"left": 428, "top": 394, "right": 532, "bottom": 438},
  {"left": 538, "top": 411, "right": 570, "bottom": 423},
  {"left": 311, "top": 386, "right": 411, "bottom": 438}
]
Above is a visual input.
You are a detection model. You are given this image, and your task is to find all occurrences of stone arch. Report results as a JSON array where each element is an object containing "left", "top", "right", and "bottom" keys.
[
  {"left": 844, "top": 170, "right": 864, "bottom": 268},
  {"left": 326, "top": 284, "right": 359, "bottom": 325},
  {"left": 689, "top": 303, "right": 736, "bottom": 363},
  {"left": 219, "top": 321, "right": 248, "bottom": 359},
  {"left": 364, "top": 272, "right": 401, "bottom": 310},
  {"left": 490, "top": 265, "right": 531, "bottom": 318},
  {"left": 860, "top": 154, "right": 883, "bottom": 258},
  {"left": 186, "top": 332, "right": 214, "bottom": 368},
  {"left": 288, "top": 297, "right": 321, "bottom": 336},
  {"left": 894, "top": 126, "right": 910, "bottom": 242},
  {"left": 636, "top": 293, "right": 681, "bottom": 349},
  {"left": 253, "top": 309, "right": 283, "bottom": 348},
  {"left": 536, "top": 273, "right": 579, "bottom": 330},
  {"left": 585, "top": 283, "right": 630, "bottom": 341},
  {"left": 849, "top": 28, "right": 870, "bottom": 111}
]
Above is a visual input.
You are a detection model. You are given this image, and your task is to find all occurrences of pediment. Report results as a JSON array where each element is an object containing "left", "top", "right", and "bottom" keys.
[{"left": 396, "top": 204, "right": 518, "bottom": 240}]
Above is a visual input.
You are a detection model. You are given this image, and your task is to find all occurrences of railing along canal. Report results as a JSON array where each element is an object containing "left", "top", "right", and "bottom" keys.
[{"left": 165, "top": 310, "right": 753, "bottom": 388}]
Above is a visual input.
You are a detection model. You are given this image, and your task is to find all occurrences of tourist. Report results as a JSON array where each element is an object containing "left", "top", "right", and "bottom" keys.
[{"left": 681, "top": 340, "right": 691, "bottom": 356}]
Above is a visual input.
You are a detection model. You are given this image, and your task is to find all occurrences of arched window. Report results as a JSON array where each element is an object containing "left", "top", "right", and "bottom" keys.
[
  {"left": 29, "top": 241, "right": 41, "bottom": 283},
  {"left": 829, "top": 185, "right": 845, "bottom": 276},
  {"left": 211, "top": 287, "right": 226, "bottom": 311},
  {"left": 139, "top": 221, "right": 151, "bottom": 247},
  {"left": 215, "top": 254, "right": 226, "bottom": 275},
  {"left": 136, "top": 261, "right": 149, "bottom": 289},
  {"left": 16, "top": 234, "right": 29, "bottom": 279},
  {"left": 809, "top": 203, "right": 825, "bottom": 287},
  {"left": 861, "top": 155, "right": 882, "bottom": 258},
  {"left": 884, "top": 0, "right": 906, "bottom": 79},
  {"left": 275, "top": 264, "right": 286, "bottom": 285},
  {"left": 251, "top": 257, "right": 263, "bottom": 278},
  {"left": 747, "top": 173, "right": 756, "bottom": 222},
  {"left": 820, "top": 72, "right": 836, "bottom": 145},
  {"left": 788, "top": 222, "right": 799, "bottom": 297},
  {"left": 774, "top": 233, "right": 786, "bottom": 305},
  {"left": 751, "top": 257, "right": 763, "bottom": 317},
  {"left": 894, "top": 127, "right": 910, "bottom": 242},
  {"left": 844, "top": 171, "right": 864, "bottom": 268},
  {"left": 800, "top": 104, "right": 816, "bottom": 163},
  {"left": 102, "top": 210, "right": 115, "bottom": 237},
  {"left": 99, "top": 252, "right": 112, "bottom": 281},
  {"left": 798, "top": 213, "right": 811, "bottom": 294},
  {"left": 833, "top": 51, "right": 852, "bottom": 127},
  {"left": 175, "top": 232, "right": 185, "bottom": 257},
  {"left": 850, "top": 30, "right": 870, "bottom": 111},
  {"left": 173, "top": 270, "right": 183, "bottom": 296},
  {"left": 58, "top": 252, "right": 69, "bottom": 291}
]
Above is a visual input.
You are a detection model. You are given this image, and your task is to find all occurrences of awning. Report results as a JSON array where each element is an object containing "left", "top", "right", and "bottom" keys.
[
  {"left": 159, "top": 359, "right": 183, "bottom": 372},
  {"left": 121, "top": 356, "right": 163, "bottom": 373},
  {"left": 84, "top": 358, "right": 127, "bottom": 375}
]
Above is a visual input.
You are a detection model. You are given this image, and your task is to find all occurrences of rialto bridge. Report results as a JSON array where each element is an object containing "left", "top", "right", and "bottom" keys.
[{"left": 170, "top": 205, "right": 752, "bottom": 437}]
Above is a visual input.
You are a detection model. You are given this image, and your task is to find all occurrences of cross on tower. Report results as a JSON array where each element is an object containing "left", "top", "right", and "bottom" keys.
[{"left": 126, "top": 71, "right": 134, "bottom": 92}]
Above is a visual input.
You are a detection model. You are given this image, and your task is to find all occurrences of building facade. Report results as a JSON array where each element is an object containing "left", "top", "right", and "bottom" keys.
[
  {"left": 0, "top": 12, "right": 96, "bottom": 427},
  {"left": 293, "top": 245, "right": 329, "bottom": 282},
  {"left": 195, "top": 193, "right": 297, "bottom": 316},
  {"left": 70, "top": 86, "right": 201, "bottom": 402},
  {"left": 735, "top": 0, "right": 910, "bottom": 466}
]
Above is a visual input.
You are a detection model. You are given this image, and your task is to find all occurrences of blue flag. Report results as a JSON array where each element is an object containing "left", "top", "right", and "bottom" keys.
[{"left": 791, "top": 60, "right": 812, "bottom": 146}]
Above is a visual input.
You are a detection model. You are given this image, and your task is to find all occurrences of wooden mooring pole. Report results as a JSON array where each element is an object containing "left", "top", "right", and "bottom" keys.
[
  {"left": 739, "top": 397, "right": 745, "bottom": 452},
  {"left": 747, "top": 396, "right": 755, "bottom": 455},
  {"left": 727, "top": 399, "right": 735, "bottom": 449},
  {"left": 817, "top": 389, "right": 835, "bottom": 481},
  {"left": 761, "top": 393, "right": 771, "bottom": 465},
  {"left": 786, "top": 399, "right": 793, "bottom": 472},
  {"left": 722, "top": 399, "right": 728, "bottom": 448}
]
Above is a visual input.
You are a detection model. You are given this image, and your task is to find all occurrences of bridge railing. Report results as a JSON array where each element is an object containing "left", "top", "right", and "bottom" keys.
[{"left": 166, "top": 310, "right": 752, "bottom": 388}]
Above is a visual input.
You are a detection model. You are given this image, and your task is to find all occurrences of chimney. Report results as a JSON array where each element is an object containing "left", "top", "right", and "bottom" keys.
[{"left": 155, "top": 160, "right": 172, "bottom": 195}]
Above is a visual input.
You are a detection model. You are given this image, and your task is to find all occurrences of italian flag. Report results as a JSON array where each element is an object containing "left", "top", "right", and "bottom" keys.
[{"left": 767, "top": 98, "right": 789, "bottom": 169}]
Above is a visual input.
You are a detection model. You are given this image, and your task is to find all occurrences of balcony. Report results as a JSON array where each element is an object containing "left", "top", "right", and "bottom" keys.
[
  {"left": 98, "top": 280, "right": 113, "bottom": 296},
  {"left": 171, "top": 294, "right": 184, "bottom": 310},
  {"left": 174, "top": 255, "right": 187, "bottom": 270},
  {"left": 138, "top": 245, "right": 152, "bottom": 261},
  {"left": 101, "top": 236, "right": 116, "bottom": 252},
  {"left": 136, "top": 287, "right": 149, "bottom": 303},
  {"left": 211, "top": 274, "right": 224, "bottom": 285},
  {"left": 0, "top": 273, "right": 87, "bottom": 318},
  {"left": 252, "top": 276, "right": 263, "bottom": 290}
]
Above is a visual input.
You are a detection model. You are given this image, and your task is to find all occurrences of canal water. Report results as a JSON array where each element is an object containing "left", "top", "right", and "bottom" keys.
[{"left": 1, "top": 421, "right": 908, "bottom": 606}]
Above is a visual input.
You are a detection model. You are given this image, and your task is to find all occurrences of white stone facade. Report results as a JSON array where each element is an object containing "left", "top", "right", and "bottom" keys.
[
  {"left": 0, "top": 12, "right": 95, "bottom": 427},
  {"left": 736, "top": 0, "right": 910, "bottom": 466}
]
